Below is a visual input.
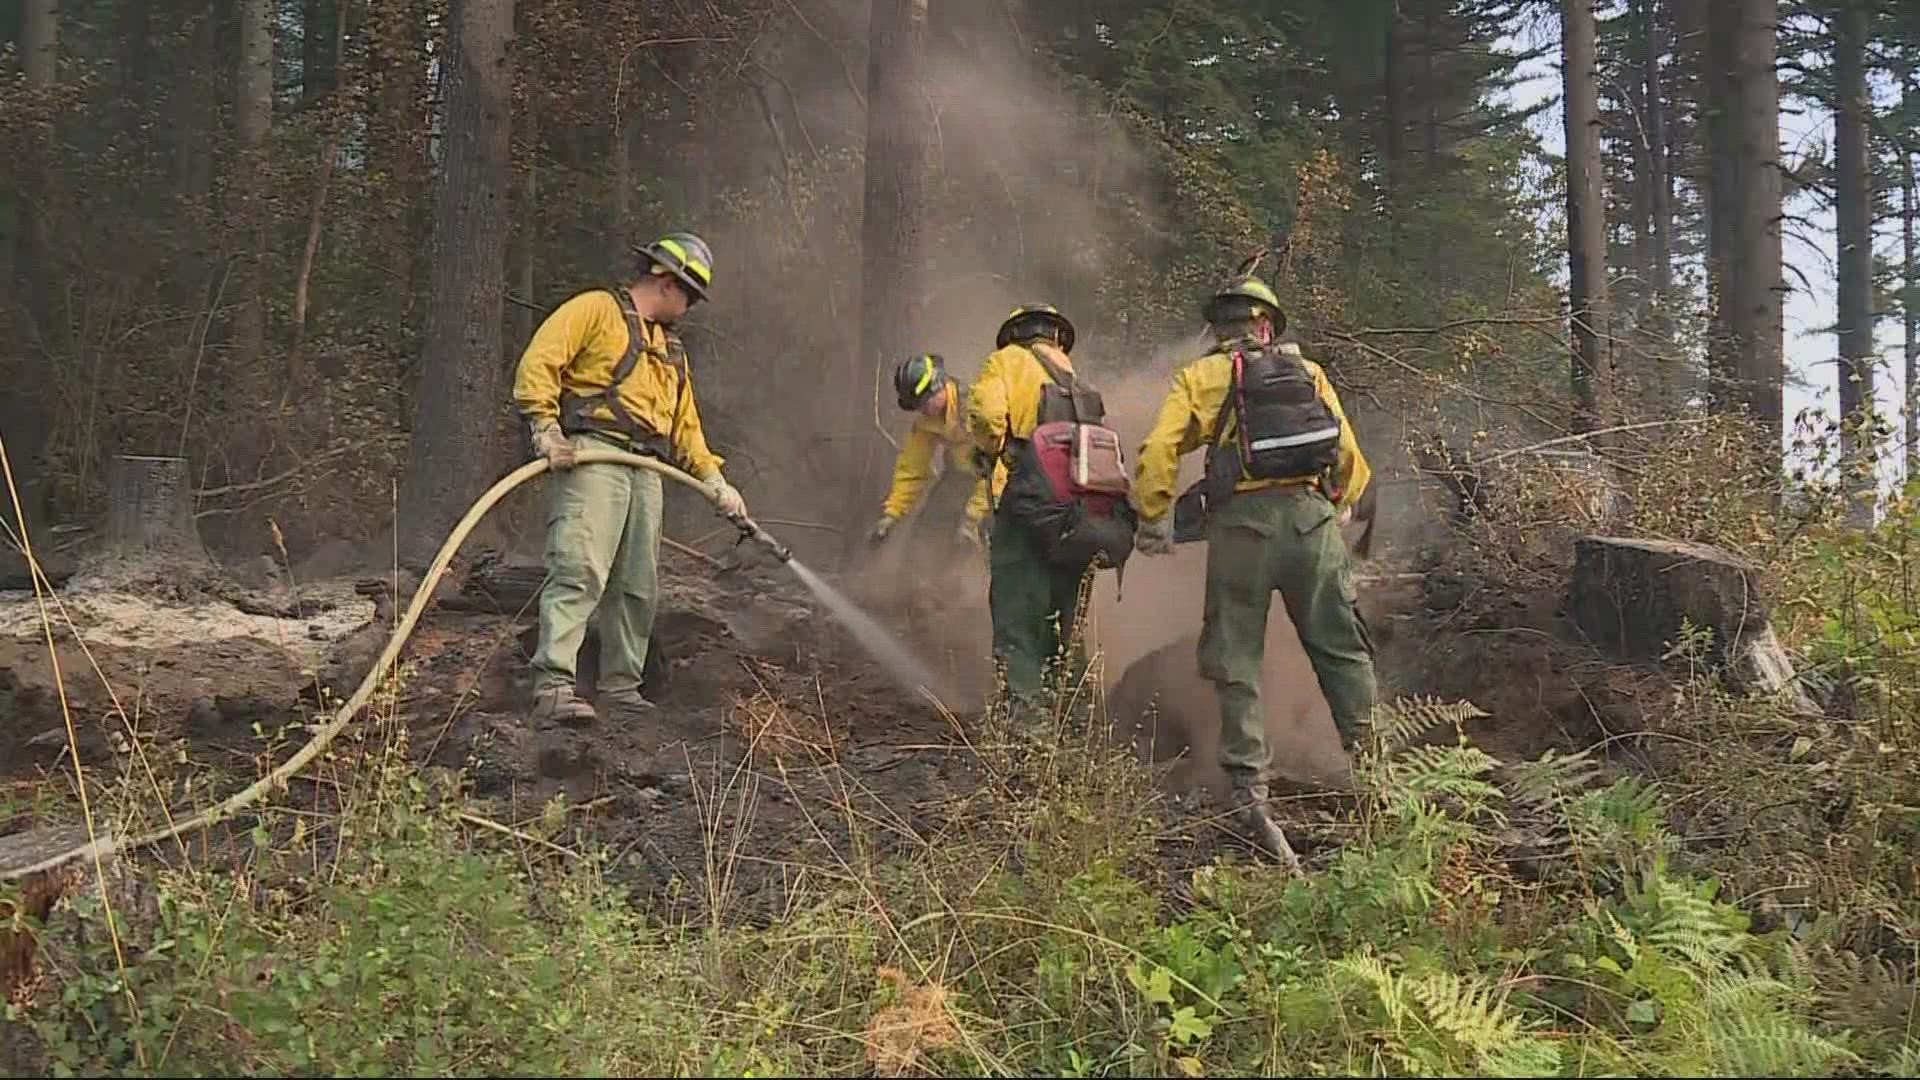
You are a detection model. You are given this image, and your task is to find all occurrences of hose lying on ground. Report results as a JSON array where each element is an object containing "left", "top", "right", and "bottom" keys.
[{"left": 2, "top": 450, "right": 785, "bottom": 882}]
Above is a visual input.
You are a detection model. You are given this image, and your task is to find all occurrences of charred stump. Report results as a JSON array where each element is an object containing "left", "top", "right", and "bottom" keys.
[
  {"left": 1569, "top": 535, "right": 1816, "bottom": 712},
  {"left": 105, "top": 454, "right": 204, "bottom": 558}
]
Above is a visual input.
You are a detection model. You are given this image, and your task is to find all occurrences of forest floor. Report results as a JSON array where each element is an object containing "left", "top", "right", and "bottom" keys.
[{"left": 3, "top": 507, "right": 1910, "bottom": 1077}]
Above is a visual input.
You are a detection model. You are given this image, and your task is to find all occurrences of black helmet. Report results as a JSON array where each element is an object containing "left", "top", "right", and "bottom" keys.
[
  {"left": 1201, "top": 276, "right": 1287, "bottom": 334},
  {"left": 996, "top": 303, "right": 1076, "bottom": 353},
  {"left": 633, "top": 231, "right": 714, "bottom": 302},
  {"left": 894, "top": 353, "right": 949, "bottom": 411}
]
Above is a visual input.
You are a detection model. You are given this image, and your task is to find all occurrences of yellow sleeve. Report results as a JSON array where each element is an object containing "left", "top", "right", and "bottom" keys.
[
  {"left": 1311, "top": 362, "right": 1370, "bottom": 507},
  {"left": 512, "top": 292, "right": 603, "bottom": 422},
  {"left": 669, "top": 367, "right": 727, "bottom": 481},
  {"left": 964, "top": 350, "right": 1011, "bottom": 455},
  {"left": 881, "top": 423, "right": 940, "bottom": 519},
  {"left": 1130, "top": 364, "right": 1218, "bottom": 522}
]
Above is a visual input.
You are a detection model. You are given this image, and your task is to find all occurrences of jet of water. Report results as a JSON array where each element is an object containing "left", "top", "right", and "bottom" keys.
[{"left": 783, "top": 557, "right": 955, "bottom": 705}]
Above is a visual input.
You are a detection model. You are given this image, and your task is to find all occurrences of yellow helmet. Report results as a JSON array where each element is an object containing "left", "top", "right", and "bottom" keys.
[
  {"left": 1202, "top": 276, "right": 1286, "bottom": 333},
  {"left": 996, "top": 303, "right": 1076, "bottom": 353}
]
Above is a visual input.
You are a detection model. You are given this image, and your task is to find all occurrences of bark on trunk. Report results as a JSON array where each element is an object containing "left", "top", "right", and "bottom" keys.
[
  {"left": 1563, "top": 0, "right": 1609, "bottom": 434},
  {"left": 106, "top": 455, "right": 204, "bottom": 557},
  {"left": 398, "top": 0, "right": 514, "bottom": 566},
  {"left": 302, "top": 0, "right": 338, "bottom": 104},
  {"left": 851, "top": 0, "right": 932, "bottom": 533},
  {"left": 232, "top": 0, "right": 274, "bottom": 378},
  {"left": 13, "top": 0, "right": 58, "bottom": 335},
  {"left": 1703, "top": 0, "right": 1735, "bottom": 412},
  {"left": 1643, "top": 0, "right": 1672, "bottom": 307},
  {"left": 1833, "top": 0, "right": 1875, "bottom": 525},
  {"left": 1724, "top": 0, "right": 1784, "bottom": 447},
  {"left": 1904, "top": 80, "right": 1918, "bottom": 481}
]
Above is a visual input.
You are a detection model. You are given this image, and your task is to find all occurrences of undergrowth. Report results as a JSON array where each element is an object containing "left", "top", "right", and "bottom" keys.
[{"left": 7, "top": 690, "right": 1916, "bottom": 1078}]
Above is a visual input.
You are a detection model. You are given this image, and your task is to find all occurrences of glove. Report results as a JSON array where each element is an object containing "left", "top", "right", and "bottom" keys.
[
  {"left": 1336, "top": 503, "right": 1354, "bottom": 527},
  {"left": 954, "top": 518, "right": 984, "bottom": 552},
  {"left": 530, "top": 419, "right": 576, "bottom": 471},
  {"left": 704, "top": 474, "right": 746, "bottom": 520},
  {"left": 1135, "top": 513, "right": 1174, "bottom": 556},
  {"left": 868, "top": 514, "right": 898, "bottom": 545}
]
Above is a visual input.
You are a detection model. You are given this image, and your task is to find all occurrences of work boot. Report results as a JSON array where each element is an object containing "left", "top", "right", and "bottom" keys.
[
  {"left": 529, "top": 684, "right": 597, "bottom": 728},
  {"left": 1231, "top": 780, "right": 1302, "bottom": 873},
  {"left": 599, "top": 685, "right": 656, "bottom": 719}
]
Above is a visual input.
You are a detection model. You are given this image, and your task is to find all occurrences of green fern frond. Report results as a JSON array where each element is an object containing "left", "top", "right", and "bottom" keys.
[
  {"left": 1368, "top": 695, "right": 1491, "bottom": 754},
  {"left": 1503, "top": 746, "right": 1605, "bottom": 808},
  {"left": 1330, "top": 951, "right": 1410, "bottom": 1028},
  {"left": 1391, "top": 744, "right": 1506, "bottom": 815},
  {"left": 1409, "top": 971, "right": 1526, "bottom": 1054},
  {"left": 1885, "top": 1037, "right": 1920, "bottom": 1077},
  {"left": 1706, "top": 997, "right": 1859, "bottom": 1075},
  {"left": 1639, "top": 880, "right": 1745, "bottom": 970},
  {"left": 1479, "top": 1034, "right": 1564, "bottom": 1078},
  {"left": 1812, "top": 946, "right": 1919, "bottom": 1040},
  {"left": 1567, "top": 776, "right": 1676, "bottom": 863}
]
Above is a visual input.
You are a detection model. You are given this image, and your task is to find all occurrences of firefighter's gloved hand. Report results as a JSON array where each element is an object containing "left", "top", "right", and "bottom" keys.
[
  {"left": 1336, "top": 503, "right": 1354, "bottom": 527},
  {"left": 1135, "top": 514, "right": 1174, "bottom": 556},
  {"left": 529, "top": 419, "right": 576, "bottom": 471},
  {"left": 704, "top": 474, "right": 746, "bottom": 520},
  {"left": 955, "top": 518, "right": 984, "bottom": 553},
  {"left": 867, "top": 514, "right": 897, "bottom": 545}
]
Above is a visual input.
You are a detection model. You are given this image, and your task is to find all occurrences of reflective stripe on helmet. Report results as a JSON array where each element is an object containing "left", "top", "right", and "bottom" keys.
[
  {"left": 913, "top": 362, "right": 935, "bottom": 396},
  {"left": 654, "top": 238, "right": 712, "bottom": 286}
]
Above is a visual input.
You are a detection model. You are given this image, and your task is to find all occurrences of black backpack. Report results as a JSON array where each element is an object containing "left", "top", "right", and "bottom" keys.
[{"left": 1173, "top": 343, "right": 1342, "bottom": 541}]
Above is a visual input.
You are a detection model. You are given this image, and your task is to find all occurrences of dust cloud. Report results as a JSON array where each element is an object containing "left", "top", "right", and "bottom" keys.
[{"left": 681, "top": 5, "right": 1351, "bottom": 787}]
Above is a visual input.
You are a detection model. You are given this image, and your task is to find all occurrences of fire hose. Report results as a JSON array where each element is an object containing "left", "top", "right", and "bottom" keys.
[{"left": 2, "top": 450, "right": 792, "bottom": 882}]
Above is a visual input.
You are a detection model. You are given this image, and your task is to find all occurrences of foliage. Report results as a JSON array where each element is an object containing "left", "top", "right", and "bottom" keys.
[{"left": 12, "top": 693, "right": 1914, "bottom": 1078}]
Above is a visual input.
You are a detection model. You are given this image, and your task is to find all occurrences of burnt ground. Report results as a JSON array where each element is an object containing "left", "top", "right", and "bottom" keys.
[{"left": 0, "top": 531, "right": 1630, "bottom": 927}]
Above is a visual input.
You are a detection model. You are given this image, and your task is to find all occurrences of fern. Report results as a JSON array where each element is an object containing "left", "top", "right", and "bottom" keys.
[
  {"left": 1566, "top": 776, "right": 1677, "bottom": 867},
  {"left": 1503, "top": 746, "right": 1606, "bottom": 808},
  {"left": 1392, "top": 743, "right": 1505, "bottom": 809},
  {"left": 1408, "top": 971, "right": 1526, "bottom": 1054},
  {"left": 1704, "top": 983, "right": 1859, "bottom": 1076},
  {"left": 1368, "top": 695, "right": 1490, "bottom": 755}
]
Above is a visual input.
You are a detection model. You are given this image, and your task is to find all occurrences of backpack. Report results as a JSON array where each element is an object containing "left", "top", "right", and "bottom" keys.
[
  {"left": 1172, "top": 342, "right": 1342, "bottom": 542},
  {"left": 995, "top": 344, "right": 1138, "bottom": 573}
]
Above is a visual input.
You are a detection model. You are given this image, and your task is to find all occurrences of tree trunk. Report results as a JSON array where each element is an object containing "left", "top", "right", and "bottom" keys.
[
  {"left": 232, "top": 0, "right": 274, "bottom": 378},
  {"left": 1727, "top": 0, "right": 1783, "bottom": 449},
  {"left": 301, "top": 0, "right": 338, "bottom": 105},
  {"left": 1383, "top": 3, "right": 1409, "bottom": 225},
  {"left": 398, "top": 0, "right": 514, "bottom": 566},
  {"left": 1834, "top": 0, "right": 1875, "bottom": 524},
  {"left": 1563, "top": 0, "right": 1609, "bottom": 434},
  {"left": 1702, "top": 0, "right": 1735, "bottom": 412},
  {"left": 1902, "top": 78, "right": 1918, "bottom": 483},
  {"left": 371, "top": 0, "right": 427, "bottom": 331},
  {"left": 850, "top": 0, "right": 932, "bottom": 536},
  {"left": 105, "top": 455, "right": 204, "bottom": 558},
  {"left": 1642, "top": 0, "right": 1672, "bottom": 314},
  {"left": 13, "top": 0, "right": 58, "bottom": 337}
]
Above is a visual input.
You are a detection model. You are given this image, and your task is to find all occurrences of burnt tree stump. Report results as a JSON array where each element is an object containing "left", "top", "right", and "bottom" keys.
[
  {"left": 1570, "top": 535, "right": 1816, "bottom": 711},
  {"left": 105, "top": 454, "right": 204, "bottom": 557}
]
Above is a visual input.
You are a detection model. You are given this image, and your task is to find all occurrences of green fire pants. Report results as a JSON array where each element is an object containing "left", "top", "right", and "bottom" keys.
[
  {"left": 530, "top": 432, "right": 664, "bottom": 696},
  {"left": 1199, "top": 485, "right": 1377, "bottom": 779},
  {"left": 988, "top": 504, "right": 1092, "bottom": 716}
]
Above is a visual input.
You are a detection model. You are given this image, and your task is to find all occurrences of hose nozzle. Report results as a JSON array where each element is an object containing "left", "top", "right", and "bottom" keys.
[{"left": 731, "top": 514, "right": 793, "bottom": 563}]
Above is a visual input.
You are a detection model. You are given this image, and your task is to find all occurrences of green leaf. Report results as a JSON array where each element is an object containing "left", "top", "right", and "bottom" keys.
[
  {"left": 1167, "top": 1006, "right": 1213, "bottom": 1046},
  {"left": 1627, "top": 998, "right": 1659, "bottom": 1025}
]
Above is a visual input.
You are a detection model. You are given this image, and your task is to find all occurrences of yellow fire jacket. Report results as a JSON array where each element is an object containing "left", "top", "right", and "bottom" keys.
[
  {"left": 1131, "top": 343, "right": 1370, "bottom": 523},
  {"left": 964, "top": 340, "right": 1077, "bottom": 468},
  {"left": 511, "top": 288, "right": 726, "bottom": 480},
  {"left": 882, "top": 378, "right": 999, "bottom": 524}
]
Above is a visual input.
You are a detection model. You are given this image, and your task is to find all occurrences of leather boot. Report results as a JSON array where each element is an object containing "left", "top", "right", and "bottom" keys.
[
  {"left": 1232, "top": 780, "right": 1302, "bottom": 872},
  {"left": 599, "top": 685, "right": 657, "bottom": 720},
  {"left": 529, "top": 684, "right": 597, "bottom": 728}
]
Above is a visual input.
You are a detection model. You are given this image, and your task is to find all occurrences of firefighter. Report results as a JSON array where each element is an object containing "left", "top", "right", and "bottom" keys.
[
  {"left": 1129, "top": 277, "right": 1377, "bottom": 863},
  {"left": 965, "top": 304, "right": 1134, "bottom": 726},
  {"left": 868, "top": 353, "right": 999, "bottom": 553},
  {"left": 512, "top": 231, "right": 748, "bottom": 727}
]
